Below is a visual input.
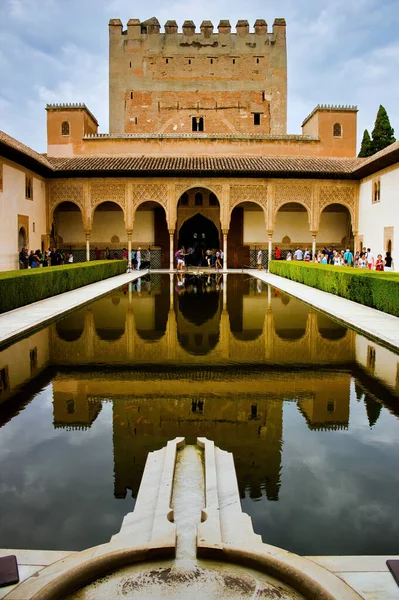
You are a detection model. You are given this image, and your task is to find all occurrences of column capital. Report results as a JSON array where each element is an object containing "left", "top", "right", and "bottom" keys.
[
  {"left": 267, "top": 230, "right": 274, "bottom": 238},
  {"left": 84, "top": 231, "right": 91, "bottom": 238},
  {"left": 311, "top": 231, "right": 318, "bottom": 237},
  {"left": 222, "top": 229, "right": 229, "bottom": 236},
  {"left": 168, "top": 229, "right": 175, "bottom": 236}
]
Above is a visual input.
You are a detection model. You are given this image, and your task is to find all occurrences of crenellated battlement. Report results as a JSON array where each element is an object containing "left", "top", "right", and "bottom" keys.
[
  {"left": 109, "top": 16, "right": 287, "bottom": 137},
  {"left": 109, "top": 16, "right": 286, "bottom": 39},
  {"left": 302, "top": 104, "right": 358, "bottom": 127}
]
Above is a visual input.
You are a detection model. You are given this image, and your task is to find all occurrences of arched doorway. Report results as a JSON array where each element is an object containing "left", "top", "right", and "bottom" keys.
[
  {"left": 18, "top": 227, "right": 26, "bottom": 250},
  {"left": 318, "top": 204, "right": 353, "bottom": 251},
  {"left": 274, "top": 202, "right": 311, "bottom": 254},
  {"left": 52, "top": 201, "right": 85, "bottom": 255},
  {"left": 92, "top": 201, "right": 125, "bottom": 258},
  {"left": 134, "top": 201, "right": 169, "bottom": 268},
  {"left": 178, "top": 214, "right": 220, "bottom": 265},
  {"left": 176, "top": 188, "right": 221, "bottom": 266},
  {"left": 228, "top": 202, "right": 266, "bottom": 268}
]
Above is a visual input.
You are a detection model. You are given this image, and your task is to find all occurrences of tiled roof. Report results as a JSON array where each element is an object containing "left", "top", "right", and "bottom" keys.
[
  {"left": 47, "top": 155, "right": 361, "bottom": 177},
  {"left": 0, "top": 130, "right": 53, "bottom": 169},
  {"left": 352, "top": 140, "right": 399, "bottom": 179}
]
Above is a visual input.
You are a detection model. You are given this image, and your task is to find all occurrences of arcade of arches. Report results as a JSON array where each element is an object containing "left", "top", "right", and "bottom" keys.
[{"left": 48, "top": 177, "right": 358, "bottom": 267}]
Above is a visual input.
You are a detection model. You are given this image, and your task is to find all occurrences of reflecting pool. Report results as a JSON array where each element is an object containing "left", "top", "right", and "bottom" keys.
[{"left": 1, "top": 274, "right": 399, "bottom": 556}]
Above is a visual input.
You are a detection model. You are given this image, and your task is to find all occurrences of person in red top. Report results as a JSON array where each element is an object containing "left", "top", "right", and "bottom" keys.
[{"left": 275, "top": 247, "right": 281, "bottom": 260}]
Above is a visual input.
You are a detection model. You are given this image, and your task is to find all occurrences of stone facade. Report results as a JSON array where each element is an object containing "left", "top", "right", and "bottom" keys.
[{"left": 109, "top": 18, "right": 287, "bottom": 136}]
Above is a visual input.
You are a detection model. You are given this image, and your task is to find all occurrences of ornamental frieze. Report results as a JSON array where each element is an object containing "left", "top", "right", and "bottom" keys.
[
  {"left": 229, "top": 185, "right": 268, "bottom": 212},
  {"left": 132, "top": 184, "right": 168, "bottom": 209},
  {"left": 273, "top": 182, "right": 312, "bottom": 212},
  {"left": 175, "top": 183, "right": 223, "bottom": 203},
  {"left": 90, "top": 181, "right": 126, "bottom": 212},
  {"left": 49, "top": 180, "right": 84, "bottom": 216}
]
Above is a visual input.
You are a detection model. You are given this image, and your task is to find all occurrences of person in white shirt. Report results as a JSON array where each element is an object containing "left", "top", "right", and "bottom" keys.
[
  {"left": 257, "top": 248, "right": 263, "bottom": 270},
  {"left": 294, "top": 248, "right": 303, "bottom": 260}
]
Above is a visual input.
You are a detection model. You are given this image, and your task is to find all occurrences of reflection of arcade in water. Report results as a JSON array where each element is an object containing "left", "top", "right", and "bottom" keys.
[
  {"left": 2, "top": 274, "right": 399, "bottom": 505},
  {"left": 50, "top": 274, "right": 354, "bottom": 366}
]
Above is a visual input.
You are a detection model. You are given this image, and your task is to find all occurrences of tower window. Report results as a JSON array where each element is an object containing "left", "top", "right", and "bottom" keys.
[
  {"left": 333, "top": 123, "right": 342, "bottom": 138},
  {"left": 232, "top": 58, "right": 235, "bottom": 64},
  {"left": 262, "top": 91, "right": 265, "bottom": 101},
  {"left": 210, "top": 58, "right": 213, "bottom": 64},
  {"left": 256, "top": 57, "right": 259, "bottom": 64},
  {"left": 166, "top": 58, "right": 169, "bottom": 64},
  {"left": 130, "top": 91, "right": 133, "bottom": 99},
  {"left": 254, "top": 113, "right": 261, "bottom": 126},
  {"left": 192, "top": 117, "right": 204, "bottom": 132},
  {"left": 188, "top": 59, "right": 191, "bottom": 65},
  {"left": 61, "top": 121, "right": 70, "bottom": 136},
  {"left": 195, "top": 192, "right": 203, "bottom": 206}
]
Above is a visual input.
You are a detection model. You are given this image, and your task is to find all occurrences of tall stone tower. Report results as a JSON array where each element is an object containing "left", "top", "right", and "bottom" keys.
[{"left": 109, "top": 17, "right": 287, "bottom": 136}]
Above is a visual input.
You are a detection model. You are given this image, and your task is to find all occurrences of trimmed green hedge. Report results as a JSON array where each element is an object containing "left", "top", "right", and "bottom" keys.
[
  {"left": 269, "top": 261, "right": 399, "bottom": 317},
  {"left": 0, "top": 261, "right": 126, "bottom": 314}
]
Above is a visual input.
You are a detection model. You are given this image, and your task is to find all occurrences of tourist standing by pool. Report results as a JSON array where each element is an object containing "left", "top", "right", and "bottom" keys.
[
  {"left": 257, "top": 248, "right": 263, "bottom": 270},
  {"left": 136, "top": 248, "right": 141, "bottom": 270}
]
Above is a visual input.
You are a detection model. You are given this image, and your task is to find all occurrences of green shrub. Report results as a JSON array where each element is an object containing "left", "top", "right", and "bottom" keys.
[
  {"left": 0, "top": 261, "right": 126, "bottom": 314},
  {"left": 269, "top": 261, "right": 399, "bottom": 317}
]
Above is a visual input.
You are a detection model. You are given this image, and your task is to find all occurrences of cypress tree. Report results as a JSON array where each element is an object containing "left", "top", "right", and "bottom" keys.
[
  {"left": 370, "top": 105, "right": 395, "bottom": 153},
  {"left": 358, "top": 129, "right": 372, "bottom": 157}
]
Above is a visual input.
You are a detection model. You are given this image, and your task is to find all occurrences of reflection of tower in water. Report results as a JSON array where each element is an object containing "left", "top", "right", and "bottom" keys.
[{"left": 111, "top": 392, "right": 283, "bottom": 501}]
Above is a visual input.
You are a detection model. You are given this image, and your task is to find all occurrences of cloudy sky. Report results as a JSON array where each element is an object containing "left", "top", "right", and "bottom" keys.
[{"left": 0, "top": 0, "right": 398, "bottom": 153}]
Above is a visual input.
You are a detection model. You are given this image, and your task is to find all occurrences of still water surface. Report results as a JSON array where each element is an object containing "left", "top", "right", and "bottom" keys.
[{"left": 1, "top": 274, "right": 399, "bottom": 555}]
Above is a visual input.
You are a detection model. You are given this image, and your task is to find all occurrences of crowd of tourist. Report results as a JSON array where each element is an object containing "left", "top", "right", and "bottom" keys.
[
  {"left": 19, "top": 247, "right": 73, "bottom": 268},
  {"left": 175, "top": 247, "right": 224, "bottom": 270},
  {"left": 279, "top": 246, "right": 394, "bottom": 271}
]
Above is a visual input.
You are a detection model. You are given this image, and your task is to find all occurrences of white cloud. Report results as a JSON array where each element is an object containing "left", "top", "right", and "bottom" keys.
[{"left": 0, "top": 0, "right": 398, "bottom": 150}]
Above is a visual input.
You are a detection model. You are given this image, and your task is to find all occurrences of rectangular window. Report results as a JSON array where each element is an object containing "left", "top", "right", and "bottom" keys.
[
  {"left": 327, "top": 400, "right": 335, "bottom": 413},
  {"left": 0, "top": 161, "right": 3, "bottom": 192},
  {"left": 130, "top": 91, "right": 133, "bottom": 99},
  {"left": 166, "top": 58, "right": 169, "bottom": 64},
  {"left": 372, "top": 179, "right": 381, "bottom": 203},
  {"left": 254, "top": 113, "right": 261, "bottom": 126},
  {"left": 25, "top": 175, "right": 33, "bottom": 200},
  {"left": 33, "top": 222, "right": 35, "bottom": 233}
]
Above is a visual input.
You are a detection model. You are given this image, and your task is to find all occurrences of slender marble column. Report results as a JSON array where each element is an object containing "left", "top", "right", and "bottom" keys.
[
  {"left": 169, "top": 230, "right": 175, "bottom": 271},
  {"left": 222, "top": 230, "right": 228, "bottom": 271},
  {"left": 85, "top": 233, "right": 90, "bottom": 262},
  {"left": 267, "top": 232, "right": 273, "bottom": 272},
  {"left": 127, "top": 232, "right": 132, "bottom": 272}
]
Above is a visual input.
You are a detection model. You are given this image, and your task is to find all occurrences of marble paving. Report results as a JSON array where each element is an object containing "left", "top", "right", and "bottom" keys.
[{"left": 0, "top": 269, "right": 148, "bottom": 347}]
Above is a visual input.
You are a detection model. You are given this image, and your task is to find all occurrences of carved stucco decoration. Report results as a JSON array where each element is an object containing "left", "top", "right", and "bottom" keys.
[
  {"left": 229, "top": 185, "right": 268, "bottom": 213},
  {"left": 273, "top": 182, "right": 312, "bottom": 224},
  {"left": 132, "top": 184, "right": 168, "bottom": 210},
  {"left": 49, "top": 180, "right": 84, "bottom": 219},
  {"left": 91, "top": 181, "right": 126, "bottom": 215},
  {"left": 175, "top": 183, "right": 223, "bottom": 203},
  {"left": 318, "top": 185, "right": 357, "bottom": 228}
]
